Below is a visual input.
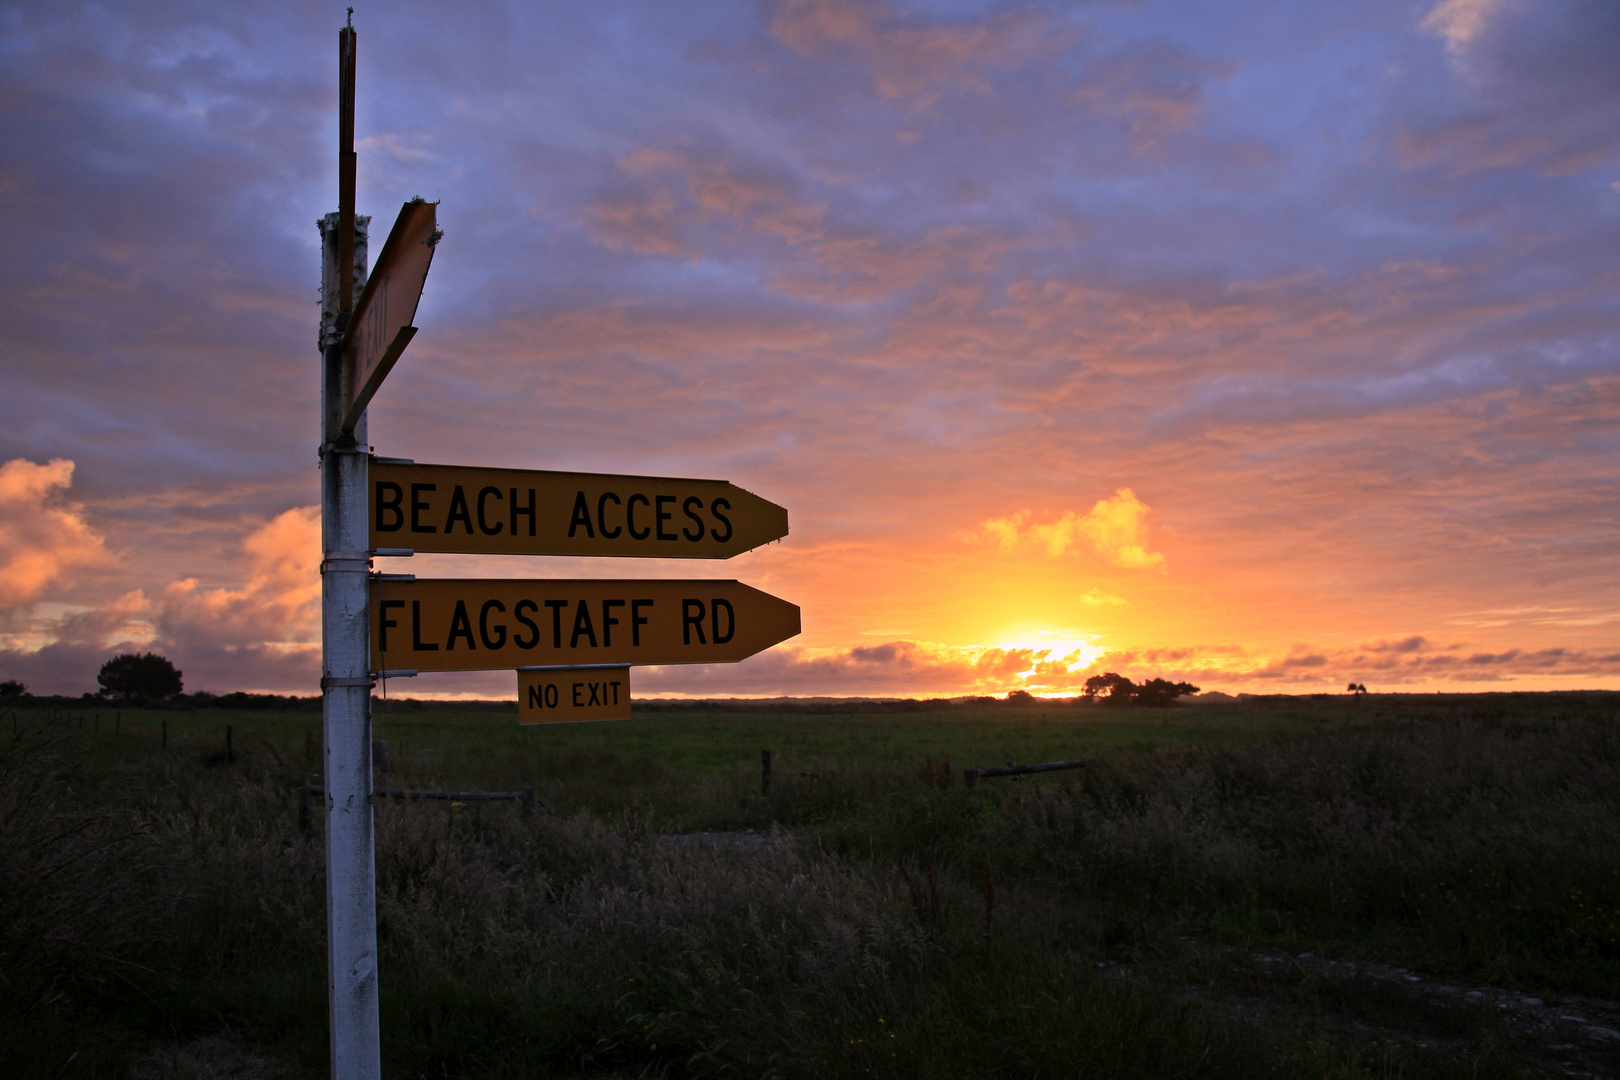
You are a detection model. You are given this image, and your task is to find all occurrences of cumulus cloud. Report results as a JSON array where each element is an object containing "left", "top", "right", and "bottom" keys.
[
  {"left": 0, "top": 506, "right": 321, "bottom": 695},
  {"left": 978, "top": 489, "right": 1165, "bottom": 569},
  {"left": 0, "top": 459, "right": 110, "bottom": 611},
  {"left": 156, "top": 505, "right": 321, "bottom": 649},
  {"left": 638, "top": 637, "right": 1097, "bottom": 697}
]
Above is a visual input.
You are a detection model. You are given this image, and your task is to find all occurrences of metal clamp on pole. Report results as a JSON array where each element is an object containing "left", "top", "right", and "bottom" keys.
[
  {"left": 377, "top": 670, "right": 419, "bottom": 679},
  {"left": 322, "top": 676, "right": 375, "bottom": 689},
  {"left": 323, "top": 550, "right": 372, "bottom": 574},
  {"left": 372, "top": 572, "right": 415, "bottom": 582},
  {"left": 372, "top": 548, "right": 414, "bottom": 558}
]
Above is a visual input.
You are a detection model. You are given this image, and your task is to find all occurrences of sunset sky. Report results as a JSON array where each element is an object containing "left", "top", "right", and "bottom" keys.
[{"left": 3, "top": 0, "right": 1618, "bottom": 698}]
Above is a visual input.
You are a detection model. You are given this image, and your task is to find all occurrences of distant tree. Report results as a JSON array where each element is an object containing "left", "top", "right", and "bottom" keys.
[
  {"left": 1136, "top": 678, "right": 1201, "bottom": 707},
  {"left": 97, "top": 653, "right": 183, "bottom": 700},
  {"left": 1346, "top": 682, "right": 1368, "bottom": 697},
  {"left": 1005, "top": 689, "right": 1035, "bottom": 705},
  {"left": 1082, "top": 672, "right": 1137, "bottom": 706},
  {"left": 1083, "top": 673, "right": 1198, "bottom": 707},
  {"left": 0, "top": 679, "right": 25, "bottom": 699}
]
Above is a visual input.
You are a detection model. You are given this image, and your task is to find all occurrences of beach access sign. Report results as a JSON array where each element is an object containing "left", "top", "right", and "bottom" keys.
[
  {"left": 371, "top": 577, "right": 800, "bottom": 672},
  {"left": 518, "top": 665, "right": 631, "bottom": 723},
  {"left": 370, "top": 459, "right": 788, "bottom": 558}
]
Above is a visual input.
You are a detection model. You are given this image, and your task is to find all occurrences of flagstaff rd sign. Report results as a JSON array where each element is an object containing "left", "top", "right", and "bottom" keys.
[
  {"left": 371, "top": 577, "right": 800, "bottom": 672},
  {"left": 342, "top": 199, "right": 437, "bottom": 431},
  {"left": 518, "top": 665, "right": 631, "bottom": 723},
  {"left": 370, "top": 460, "right": 789, "bottom": 558}
]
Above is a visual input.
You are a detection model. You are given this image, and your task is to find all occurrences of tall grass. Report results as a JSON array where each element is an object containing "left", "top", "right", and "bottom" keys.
[
  {"left": 4, "top": 696, "right": 1614, "bottom": 1077},
  {"left": 953, "top": 706, "right": 1620, "bottom": 990}
]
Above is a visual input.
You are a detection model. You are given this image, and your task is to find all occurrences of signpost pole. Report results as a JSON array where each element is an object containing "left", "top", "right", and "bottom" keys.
[{"left": 320, "top": 17, "right": 381, "bottom": 1080}]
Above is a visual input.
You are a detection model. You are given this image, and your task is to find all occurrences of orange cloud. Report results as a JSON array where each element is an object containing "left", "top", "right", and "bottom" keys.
[
  {"left": 157, "top": 506, "right": 321, "bottom": 648},
  {"left": 632, "top": 631, "right": 1620, "bottom": 699},
  {"left": 0, "top": 458, "right": 110, "bottom": 611},
  {"left": 978, "top": 488, "right": 1165, "bottom": 569}
]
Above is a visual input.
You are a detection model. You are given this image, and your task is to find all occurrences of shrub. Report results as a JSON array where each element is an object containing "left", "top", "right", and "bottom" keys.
[{"left": 97, "top": 653, "right": 183, "bottom": 700}]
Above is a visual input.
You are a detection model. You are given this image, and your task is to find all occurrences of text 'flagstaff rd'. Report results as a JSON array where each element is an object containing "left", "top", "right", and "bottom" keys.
[{"left": 371, "top": 577, "right": 800, "bottom": 673}]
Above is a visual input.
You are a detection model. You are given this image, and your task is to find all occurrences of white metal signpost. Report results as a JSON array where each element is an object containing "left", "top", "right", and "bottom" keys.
[
  {"left": 317, "top": 17, "right": 796, "bottom": 1079},
  {"left": 319, "top": 22, "right": 382, "bottom": 1080}
]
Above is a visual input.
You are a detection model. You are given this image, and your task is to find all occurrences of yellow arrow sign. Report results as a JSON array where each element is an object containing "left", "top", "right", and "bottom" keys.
[
  {"left": 518, "top": 665, "right": 631, "bottom": 724},
  {"left": 370, "top": 460, "right": 789, "bottom": 559},
  {"left": 342, "top": 199, "right": 437, "bottom": 432},
  {"left": 371, "top": 577, "right": 799, "bottom": 673}
]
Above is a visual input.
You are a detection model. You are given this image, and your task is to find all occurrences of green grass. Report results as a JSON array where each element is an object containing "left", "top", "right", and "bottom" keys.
[
  {"left": 3, "top": 692, "right": 1617, "bottom": 1077},
  {"left": 56, "top": 696, "right": 1321, "bottom": 809}
]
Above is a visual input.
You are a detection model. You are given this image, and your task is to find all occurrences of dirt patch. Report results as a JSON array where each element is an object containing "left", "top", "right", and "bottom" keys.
[{"left": 1204, "top": 950, "right": 1620, "bottom": 1078}]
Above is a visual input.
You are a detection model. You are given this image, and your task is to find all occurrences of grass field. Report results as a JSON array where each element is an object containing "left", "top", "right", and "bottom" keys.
[{"left": 4, "top": 692, "right": 1619, "bottom": 1078}]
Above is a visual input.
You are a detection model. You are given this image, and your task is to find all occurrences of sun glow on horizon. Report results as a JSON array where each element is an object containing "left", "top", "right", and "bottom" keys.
[{"left": 991, "top": 630, "right": 1109, "bottom": 683}]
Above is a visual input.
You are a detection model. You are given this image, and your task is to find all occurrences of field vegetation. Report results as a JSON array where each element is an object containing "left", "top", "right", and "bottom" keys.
[{"left": 3, "top": 692, "right": 1619, "bottom": 1078}]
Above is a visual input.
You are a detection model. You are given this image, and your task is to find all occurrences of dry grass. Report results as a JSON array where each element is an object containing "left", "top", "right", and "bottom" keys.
[{"left": 3, "top": 695, "right": 1616, "bottom": 1077}]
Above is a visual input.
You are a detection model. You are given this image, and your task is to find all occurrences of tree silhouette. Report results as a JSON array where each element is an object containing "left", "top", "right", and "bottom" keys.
[
  {"left": 1346, "top": 682, "right": 1368, "bottom": 697},
  {"left": 97, "top": 653, "right": 183, "bottom": 700},
  {"left": 0, "top": 679, "right": 25, "bottom": 699},
  {"left": 1082, "top": 672, "right": 1136, "bottom": 706},
  {"left": 1084, "top": 673, "right": 1199, "bottom": 707},
  {"left": 1136, "top": 678, "right": 1201, "bottom": 706}
]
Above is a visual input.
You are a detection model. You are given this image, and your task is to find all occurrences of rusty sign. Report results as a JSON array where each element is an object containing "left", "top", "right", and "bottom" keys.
[
  {"left": 370, "top": 459, "right": 788, "bottom": 559},
  {"left": 371, "top": 577, "right": 799, "bottom": 673},
  {"left": 518, "top": 665, "right": 630, "bottom": 724},
  {"left": 342, "top": 199, "right": 437, "bottom": 431}
]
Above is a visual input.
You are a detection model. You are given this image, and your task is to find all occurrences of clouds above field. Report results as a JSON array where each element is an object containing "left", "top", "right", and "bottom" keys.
[
  {"left": 628, "top": 631, "right": 1620, "bottom": 699},
  {"left": 0, "top": 458, "right": 320, "bottom": 692},
  {"left": 976, "top": 489, "right": 1164, "bottom": 569},
  {"left": 0, "top": 459, "right": 110, "bottom": 611},
  {"left": 0, "top": 0, "right": 1617, "bottom": 695}
]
